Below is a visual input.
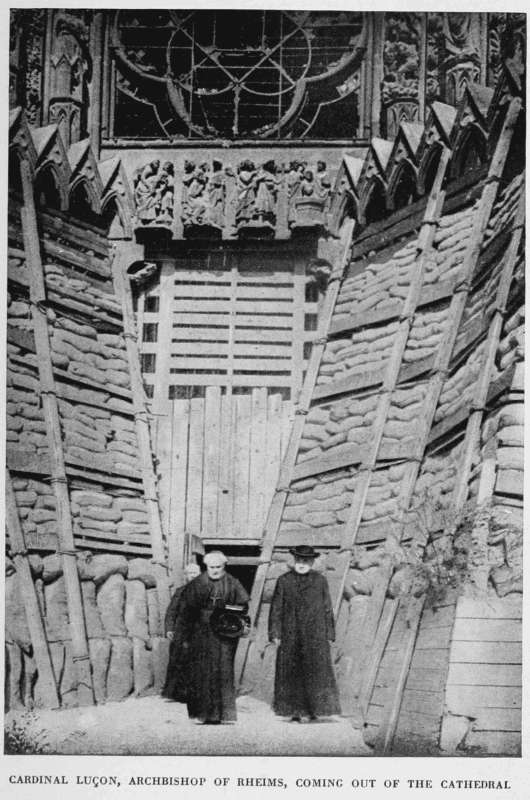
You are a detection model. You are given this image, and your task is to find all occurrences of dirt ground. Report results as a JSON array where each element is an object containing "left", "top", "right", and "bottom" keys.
[{"left": 5, "top": 694, "right": 372, "bottom": 756}]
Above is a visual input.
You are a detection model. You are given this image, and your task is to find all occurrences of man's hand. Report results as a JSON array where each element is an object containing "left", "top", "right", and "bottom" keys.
[
  {"left": 166, "top": 631, "right": 174, "bottom": 641},
  {"left": 272, "top": 638, "right": 281, "bottom": 646}
]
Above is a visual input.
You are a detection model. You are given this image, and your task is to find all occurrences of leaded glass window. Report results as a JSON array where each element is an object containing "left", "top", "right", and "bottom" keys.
[{"left": 109, "top": 10, "right": 366, "bottom": 141}]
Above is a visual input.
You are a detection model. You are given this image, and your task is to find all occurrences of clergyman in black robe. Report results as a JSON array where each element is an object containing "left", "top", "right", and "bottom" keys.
[
  {"left": 162, "top": 562, "right": 201, "bottom": 701},
  {"left": 176, "top": 550, "right": 249, "bottom": 724},
  {"left": 269, "top": 545, "right": 341, "bottom": 721}
]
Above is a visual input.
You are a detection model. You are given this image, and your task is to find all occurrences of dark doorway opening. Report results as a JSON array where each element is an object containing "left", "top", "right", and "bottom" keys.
[{"left": 200, "top": 544, "right": 260, "bottom": 595}]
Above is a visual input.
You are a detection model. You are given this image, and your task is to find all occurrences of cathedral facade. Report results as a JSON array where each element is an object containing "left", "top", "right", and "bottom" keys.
[{"left": 6, "top": 10, "right": 525, "bottom": 756}]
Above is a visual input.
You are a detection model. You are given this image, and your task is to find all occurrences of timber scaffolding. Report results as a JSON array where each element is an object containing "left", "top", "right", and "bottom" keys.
[
  {"left": 6, "top": 110, "right": 170, "bottom": 708},
  {"left": 238, "top": 63, "right": 524, "bottom": 756}
]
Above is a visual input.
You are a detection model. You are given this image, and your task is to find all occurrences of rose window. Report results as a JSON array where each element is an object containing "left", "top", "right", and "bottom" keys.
[{"left": 110, "top": 10, "right": 366, "bottom": 141}]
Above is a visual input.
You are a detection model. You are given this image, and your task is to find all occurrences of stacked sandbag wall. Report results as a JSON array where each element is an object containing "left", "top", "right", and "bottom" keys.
[
  {"left": 7, "top": 188, "right": 166, "bottom": 708},
  {"left": 5, "top": 553, "right": 169, "bottom": 710}
]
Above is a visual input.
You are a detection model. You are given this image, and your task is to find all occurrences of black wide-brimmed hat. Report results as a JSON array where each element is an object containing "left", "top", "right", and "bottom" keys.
[{"left": 289, "top": 545, "right": 320, "bottom": 559}]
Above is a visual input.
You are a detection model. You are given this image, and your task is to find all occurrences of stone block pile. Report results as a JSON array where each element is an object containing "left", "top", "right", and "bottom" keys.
[{"left": 5, "top": 553, "right": 169, "bottom": 710}]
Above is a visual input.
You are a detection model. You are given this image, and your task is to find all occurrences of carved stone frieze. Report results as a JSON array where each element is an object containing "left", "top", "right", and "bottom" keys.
[
  {"left": 287, "top": 161, "right": 331, "bottom": 230},
  {"left": 182, "top": 160, "right": 227, "bottom": 235},
  {"left": 236, "top": 160, "right": 279, "bottom": 233},
  {"left": 132, "top": 160, "right": 175, "bottom": 229}
]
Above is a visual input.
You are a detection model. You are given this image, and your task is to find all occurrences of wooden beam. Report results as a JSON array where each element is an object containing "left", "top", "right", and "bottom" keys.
[
  {"left": 6, "top": 469, "right": 60, "bottom": 708},
  {"left": 111, "top": 242, "right": 171, "bottom": 613},
  {"left": 373, "top": 596, "right": 425, "bottom": 754},
  {"left": 20, "top": 157, "right": 95, "bottom": 706},
  {"left": 312, "top": 365, "right": 385, "bottom": 401},
  {"left": 451, "top": 185, "right": 525, "bottom": 513}
]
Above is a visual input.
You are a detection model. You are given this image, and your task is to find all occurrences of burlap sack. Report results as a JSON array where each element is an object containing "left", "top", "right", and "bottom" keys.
[
  {"left": 127, "top": 559, "right": 157, "bottom": 588},
  {"left": 87, "top": 553, "right": 128, "bottom": 585},
  {"left": 132, "top": 637, "right": 154, "bottom": 696},
  {"left": 81, "top": 580, "right": 106, "bottom": 638},
  {"left": 106, "top": 637, "right": 133, "bottom": 701},
  {"left": 5, "top": 574, "right": 31, "bottom": 652},
  {"left": 125, "top": 580, "right": 149, "bottom": 642},
  {"left": 97, "top": 573, "right": 127, "bottom": 636},
  {"left": 150, "top": 637, "right": 170, "bottom": 694},
  {"left": 88, "top": 638, "right": 111, "bottom": 704},
  {"left": 44, "top": 576, "right": 70, "bottom": 642}
]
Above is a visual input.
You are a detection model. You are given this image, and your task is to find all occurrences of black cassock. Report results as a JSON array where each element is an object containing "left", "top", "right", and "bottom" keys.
[
  {"left": 162, "top": 585, "right": 187, "bottom": 702},
  {"left": 269, "top": 569, "right": 341, "bottom": 718},
  {"left": 176, "top": 571, "right": 249, "bottom": 722}
]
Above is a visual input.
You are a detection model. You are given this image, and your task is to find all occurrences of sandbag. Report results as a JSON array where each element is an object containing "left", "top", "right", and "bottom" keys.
[
  {"left": 106, "top": 637, "right": 133, "bottom": 701},
  {"left": 6, "top": 642, "right": 24, "bottom": 710},
  {"left": 97, "top": 574, "right": 127, "bottom": 636},
  {"left": 125, "top": 580, "right": 149, "bottom": 642},
  {"left": 23, "top": 653, "right": 37, "bottom": 709},
  {"left": 132, "top": 637, "right": 154, "bottom": 696},
  {"left": 127, "top": 559, "right": 157, "bottom": 589},
  {"left": 60, "top": 642, "right": 78, "bottom": 708},
  {"left": 151, "top": 637, "right": 170, "bottom": 694},
  {"left": 88, "top": 638, "right": 111, "bottom": 704},
  {"left": 146, "top": 587, "right": 162, "bottom": 636},
  {"left": 86, "top": 553, "right": 128, "bottom": 585},
  {"left": 81, "top": 581, "right": 105, "bottom": 638},
  {"left": 44, "top": 576, "right": 70, "bottom": 642},
  {"left": 5, "top": 574, "right": 31, "bottom": 652},
  {"left": 42, "top": 553, "right": 63, "bottom": 583}
]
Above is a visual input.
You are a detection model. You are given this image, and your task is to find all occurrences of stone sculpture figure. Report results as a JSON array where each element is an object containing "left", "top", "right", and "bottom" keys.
[
  {"left": 182, "top": 160, "right": 226, "bottom": 232},
  {"left": 133, "top": 160, "right": 175, "bottom": 226},
  {"left": 236, "top": 160, "right": 278, "bottom": 230}
]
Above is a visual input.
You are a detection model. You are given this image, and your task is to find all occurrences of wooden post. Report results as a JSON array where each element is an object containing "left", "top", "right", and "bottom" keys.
[
  {"left": 6, "top": 469, "right": 60, "bottom": 709},
  {"left": 111, "top": 242, "right": 171, "bottom": 612},
  {"left": 373, "top": 596, "right": 425, "bottom": 753},
  {"left": 450, "top": 185, "right": 525, "bottom": 514},
  {"left": 19, "top": 158, "right": 95, "bottom": 706},
  {"left": 235, "top": 219, "right": 356, "bottom": 685}
]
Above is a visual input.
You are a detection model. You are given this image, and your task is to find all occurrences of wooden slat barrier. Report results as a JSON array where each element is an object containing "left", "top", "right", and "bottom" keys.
[{"left": 154, "top": 386, "right": 293, "bottom": 569}]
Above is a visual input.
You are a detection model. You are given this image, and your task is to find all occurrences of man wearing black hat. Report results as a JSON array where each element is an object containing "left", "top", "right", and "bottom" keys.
[{"left": 269, "top": 545, "right": 341, "bottom": 722}]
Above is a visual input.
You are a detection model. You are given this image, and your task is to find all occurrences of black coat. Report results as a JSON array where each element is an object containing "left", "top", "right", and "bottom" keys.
[
  {"left": 269, "top": 569, "right": 341, "bottom": 717},
  {"left": 176, "top": 571, "right": 249, "bottom": 722},
  {"left": 162, "top": 585, "right": 187, "bottom": 702}
]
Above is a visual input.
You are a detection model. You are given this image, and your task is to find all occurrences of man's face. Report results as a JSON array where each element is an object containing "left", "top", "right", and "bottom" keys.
[
  {"left": 206, "top": 558, "right": 225, "bottom": 581},
  {"left": 293, "top": 557, "right": 314, "bottom": 574},
  {"left": 184, "top": 567, "right": 200, "bottom": 583}
]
